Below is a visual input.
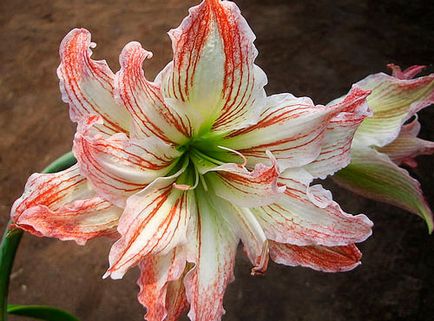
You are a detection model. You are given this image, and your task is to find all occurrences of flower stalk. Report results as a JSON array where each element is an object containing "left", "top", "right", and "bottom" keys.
[
  {"left": 0, "top": 226, "right": 22, "bottom": 321},
  {"left": 0, "top": 151, "right": 77, "bottom": 321}
]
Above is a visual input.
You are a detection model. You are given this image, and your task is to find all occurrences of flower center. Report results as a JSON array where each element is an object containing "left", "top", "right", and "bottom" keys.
[{"left": 171, "top": 133, "right": 243, "bottom": 191}]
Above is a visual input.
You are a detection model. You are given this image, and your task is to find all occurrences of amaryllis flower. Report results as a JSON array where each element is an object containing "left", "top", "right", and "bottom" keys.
[
  {"left": 333, "top": 64, "right": 434, "bottom": 232},
  {"left": 11, "top": 0, "right": 374, "bottom": 320}
]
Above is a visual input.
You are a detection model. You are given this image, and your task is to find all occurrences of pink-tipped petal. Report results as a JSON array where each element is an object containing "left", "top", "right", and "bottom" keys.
[
  {"left": 184, "top": 192, "right": 238, "bottom": 321},
  {"left": 115, "top": 42, "right": 191, "bottom": 144},
  {"left": 159, "top": 0, "right": 267, "bottom": 134},
  {"left": 334, "top": 148, "right": 434, "bottom": 232},
  {"left": 224, "top": 87, "right": 370, "bottom": 170},
  {"left": 73, "top": 116, "right": 181, "bottom": 208},
  {"left": 58, "top": 28, "right": 130, "bottom": 135},
  {"left": 377, "top": 117, "right": 434, "bottom": 168},
  {"left": 352, "top": 66, "right": 434, "bottom": 147},
  {"left": 137, "top": 248, "right": 188, "bottom": 321},
  {"left": 305, "top": 87, "right": 371, "bottom": 179},
  {"left": 253, "top": 168, "right": 373, "bottom": 247},
  {"left": 270, "top": 241, "right": 362, "bottom": 272},
  {"left": 387, "top": 64, "right": 426, "bottom": 80},
  {"left": 105, "top": 174, "right": 195, "bottom": 280},
  {"left": 11, "top": 164, "right": 121, "bottom": 245}
]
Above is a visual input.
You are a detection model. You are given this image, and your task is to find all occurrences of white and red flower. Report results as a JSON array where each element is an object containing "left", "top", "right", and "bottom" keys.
[
  {"left": 11, "top": 1, "right": 374, "bottom": 320},
  {"left": 333, "top": 64, "right": 434, "bottom": 232}
]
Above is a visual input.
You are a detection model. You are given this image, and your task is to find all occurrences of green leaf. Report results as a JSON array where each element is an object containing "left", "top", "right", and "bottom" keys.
[{"left": 7, "top": 304, "right": 80, "bottom": 321}]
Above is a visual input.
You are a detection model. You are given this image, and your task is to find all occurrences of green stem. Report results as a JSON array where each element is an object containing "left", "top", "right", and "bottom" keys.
[
  {"left": 0, "top": 228, "right": 22, "bottom": 321},
  {"left": 0, "top": 151, "right": 76, "bottom": 321},
  {"left": 41, "top": 151, "right": 77, "bottom": 174}
]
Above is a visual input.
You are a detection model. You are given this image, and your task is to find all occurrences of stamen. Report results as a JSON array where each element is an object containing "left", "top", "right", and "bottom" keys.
[
  {"left": 192, "top": 148, "right": 225, "bottom": 166},
  {"left": 217, "top": 145, "right": 247, "bottom": 167},
  {"left": 199, "top": 174, "right": 209, "bottom": 191},
  {"left": 251, "top": 240, "right": 270, "bottom": 276},
  {"left": 172, "top": 183, "right": 193, "bottom": 191},
  {"left": 173, "top": 166, "right": 200, "bottom": 191}
]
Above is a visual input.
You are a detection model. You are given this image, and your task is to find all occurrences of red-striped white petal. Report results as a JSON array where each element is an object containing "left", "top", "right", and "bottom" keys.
[
  {"left": 253, "top": 168, "right": 373, "bottom": 247},
  {"left": 73, "top": 116, "right": 181, "bottom": 208},
  {"left": 218, "top": 199, "right": 269, "bottom": 275},
  {"left": 184, "top": 192, "right": 237, "bottom": 321},
  {"left": 270, "top": 241, "right": 362, "bottom": 272},
  {"left": 377, "top": 117, "right": 434, "bottom": 168},
  {"left": 11, "top": 164, "right": 121, "bottom": 245},
  {"left": 352, "top": 65, "right": 434, "bottom": 147},
  {"left": 115, "top": 42, "right": 191, "bottom": 144},
  {"left": 105, "top": 174, "right": 195, "bottom": 280},
  {"left": 159, "top": 0, "right": 267, "bottom": 134},
  {"left": 58, "top": 28, "right": 130, "bottom": 135},
  {"left": 334, "top": 148, "right": 434, "bottom": 232},
  {"left": 137, "top": 248, "right": 188, "bottom": 321},
  {"left": 223, "top": 87, "right": 370, "bottom": 170},
  {"left": 305, "top": 87, "right": 371, "bottom": 179},
  {"left": 205, "top": 153, "right": 285, "bottom": 207}
]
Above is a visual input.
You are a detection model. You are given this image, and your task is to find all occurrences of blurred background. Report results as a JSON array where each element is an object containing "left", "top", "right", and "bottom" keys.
[{"left": 1, "top": 0, "right": 433, "bottom": 320}]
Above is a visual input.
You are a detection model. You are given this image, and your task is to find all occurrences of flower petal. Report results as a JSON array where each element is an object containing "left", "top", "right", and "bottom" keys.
[
  {"left": 165, "top": 274, "right": 189, "bottom": 321},
  {"left": 334, "top": 148, "right": 434, "bottom": 232},
  {"left": 11, "top": 164, "right": 121, "bottom": 245},
  {"left": 270, "top": 241, "right": 362, "bottom": 272},
  {"left": 204, "top": 153, "right": 286, "bottom": 207},
  {"left": 253, "top": 168, "right": 373, "bottom": 246},
  {"left": 105, "top": 170, "right": 195, "bottom": 280},
  {"left": 73, "top": 116, "right": 181, "bottom": 207},
  {"left": 387, "top": 63, "right": 426, "bottom": 80},
  {"left": 218, "top": 199, "right": 269, "bottom": 275},
  {"left": 184, "top": 190, "right": 238, "bottom": 321},
  {"left": 115, "top": 42, "right": 191, "bottom": 144},
  {"left": 137, "top": 248, "right": 188, "bottom": 321},
  {"left": 377, "top": 117, "right": 434, "bottom": 168},
  {"left": 58, "top": 28, "right": 130, "bottom": 135},
  {"left": 223, "top": 87, "right": 370, "bottom": 169},
  {"left": 352, "top": 66, "right": 434, "bottom": 147},
  {"left": 305, "top": 88, "right": 371, "bottom": 179},
  {"left": 159, "top": 0, "right": 267, "bottom": 134}
]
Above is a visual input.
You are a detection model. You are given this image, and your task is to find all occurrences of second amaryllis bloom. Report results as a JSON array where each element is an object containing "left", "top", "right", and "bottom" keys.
[
  {"left": 10, "top": 0, "right": 373, "bottom": 320},
  {"left": 334, "top": 64, "right": 434, "bottom": 231}
]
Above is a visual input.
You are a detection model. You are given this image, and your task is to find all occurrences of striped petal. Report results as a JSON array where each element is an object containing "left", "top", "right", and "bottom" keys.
[
  {"left": 334, "top": 148, "right": 434, "bottom": 232},
  {"left": 218, "top": 199, "right": 269, "bottom": 275},
  {"left": 270, "top": 241, "right": 362, "bottom": 272},
  {"left": 305, "top": 87, "right": 371, "bottom": 179},
  {"left": 223, "top": 87, "right": 370, "bottom": 170},
  {"left": 105, "top": 172, "right": 195, "bottom": 279},
  {"left": 253, "top": 168, "right": 373, "bottom": 247},
  {"left": 159, "top": 0, "right": 267, "bottom": 134},
  {"left": 73, "top": 116, "right": 181, "bottom": 208},
  {"left": 204, "top": 153, "right": 285, "bottom": 208},
  {"left": 377, "top": 116, "right": 434, "bottom": 168},
  {"left": 58, "top": 28, "right": 130, "bottom": 135},
  {"left": 11, "top": 164, "right": 121, "bottom": 245},
  {"left": 137, "top": 248, "right": 188, "bottom": 321},
  {"left": 115, "top": 42, "right": 191, "bottom": 144},
  {"left": 352, "top": 65, "right": 434, "bottom": 147},
  {"left": 184, "top": 190, "right": 237, "bottom": 321}
]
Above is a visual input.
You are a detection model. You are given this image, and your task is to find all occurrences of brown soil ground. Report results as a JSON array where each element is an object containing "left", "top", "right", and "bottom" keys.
[{"left": 1, "top": 1, "right": 433, "bottom": 320}]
